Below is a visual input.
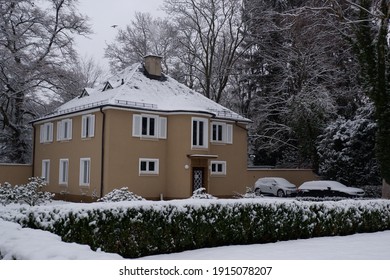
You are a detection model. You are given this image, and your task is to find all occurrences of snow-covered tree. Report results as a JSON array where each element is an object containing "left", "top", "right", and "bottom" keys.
[
  {"left": 317, "top": 103, "right": 380, "bottom": 186},
  {"left": 0, "top": 177, "right": 54, "bottom": 206},
  {"left": 0, "top": 0, "right": 91, "bottom": 163},
  {"left": 242, "top": 0, "right": 362, "bottom": 169}
]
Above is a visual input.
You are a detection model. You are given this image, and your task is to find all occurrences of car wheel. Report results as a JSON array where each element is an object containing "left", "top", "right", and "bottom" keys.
[
  {"left": 276, "top": 189, "right": 285, "bottom": 197},
  {"left": 255, "top": 188, "right": 261, "bottom": 196}
]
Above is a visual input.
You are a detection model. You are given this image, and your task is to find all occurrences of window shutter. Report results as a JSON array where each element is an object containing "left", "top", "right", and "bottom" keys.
[
  {"left": 89, "top": 115, "right": 95, "bottom": 138},
  {"left": 159, "top": 117, "right": 167, "bottom": 139},
  {"left": 57, "top": 121, "right": 62, "bottom": 141},
  {"left": 48, "top": 123, "right": 53, "bottom": 142},
  {"left": 226, "top": 124, "right": 233, "bottom": 144},
  {"left": 40, "top": 125, "right": 44, "bottom": 143},
  {"left": 81, "top": 116, "right": 87, "bottom": 138},
  {"left": 132, "top": 115, "right": 141, "bottom": 137},
  {"left": 67, "top": 120, "right": 72, "bottom": 140}
]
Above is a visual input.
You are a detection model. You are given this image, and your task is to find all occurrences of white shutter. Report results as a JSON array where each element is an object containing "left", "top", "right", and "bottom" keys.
[
  {"left": 158, "top": 117, "right": 167, "bottom": 139},
  {"left": 40, "top": 125, "right": 44, "bottom": 143},
  {"left": 57, "top": 121, "right": 62, "bottom": 141},
  {"left": 81, "top": 116, "right": 87, "bottom": 138},
  {"left": 48, "top": 123, "right": 53, "bottom": 142},
  {"left": 89, "top": 115, "right": 95, "bottom": 138},
  {"left": 132, "top": 114, "right": 141, "bottom": 137},
  {"left": 67, "top": 119, "right": 72, "bottom": 140},
  {"left": 226, "top": 124, "right": 233, "bottom": 144}
]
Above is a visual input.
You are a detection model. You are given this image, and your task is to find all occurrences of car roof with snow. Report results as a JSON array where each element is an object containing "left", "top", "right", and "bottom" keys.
[
  {"left": 34, "top": 63, "right": 251, "bottom": 123},
  {"left": 299, "top": 180, "right": 349, "bottom": 191}
]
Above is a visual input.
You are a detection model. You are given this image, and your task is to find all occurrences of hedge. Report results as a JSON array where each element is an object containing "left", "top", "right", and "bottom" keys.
[{"left": 4, "top": 199, "right": 390, "bottom": 258}]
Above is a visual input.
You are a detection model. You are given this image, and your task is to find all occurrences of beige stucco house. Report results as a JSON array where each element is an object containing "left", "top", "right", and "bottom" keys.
[{"left": 31, "top": 55, "right": 252, "bottom": 201}]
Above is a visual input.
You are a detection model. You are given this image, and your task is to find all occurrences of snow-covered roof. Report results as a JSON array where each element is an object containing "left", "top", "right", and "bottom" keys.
[{"left": 38, "top": 63, "right": 251, "bottom": 123}]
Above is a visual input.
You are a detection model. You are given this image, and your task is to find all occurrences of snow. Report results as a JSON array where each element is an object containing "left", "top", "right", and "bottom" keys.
[
  {"left": 140, "top": 230, "right": 390, "bottom": 260},
  {"left": 1, "top": 198, "right": 390, "bottom": 260},
  {"left": 38, "top": 63, "right": 250, "bottom": 123},
  {"left": 0, "top": 219, "right": 123, "bottom": 260}
]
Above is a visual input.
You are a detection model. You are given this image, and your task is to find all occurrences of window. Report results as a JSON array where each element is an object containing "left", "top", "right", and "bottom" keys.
[
  {"left": 41, "top": 160, "right": 50, "bottom": 183},
  {"left": 40, "top": 123, "right": 53, "bottom": 143},
  {"left": 211, "top": 122, "right": 233, "bottom": 144},
  {"left": 57, "top": 119, "right": 72, "bottom": 141},
  {"left": 132, "top": 114, "right": 167, "bottom": 139},
  {"left": 81, "top": 114, "right": 95, "bottom": 138},
  {"left": 139, "top": 158, "right": 159, "bottom": 175},
  {"left": 79, "top": 158, "right": 91, "bottom": 186},
  {"left": 211, "top": 161, "right": 227, "bottom": 175},
  {"left": 59, "top": 159, "right": 69, "bottom": 185},
  {"left": 192, "top": 117, "right": 208, "bottom": 148}
]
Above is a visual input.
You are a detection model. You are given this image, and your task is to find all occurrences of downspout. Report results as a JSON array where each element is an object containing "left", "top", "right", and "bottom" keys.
[
  {"left": 100, "top": 107, "right": 106, "bottom": 199},
  {"left": 31, "top": 123, "right": 36, "bottom": 177}
]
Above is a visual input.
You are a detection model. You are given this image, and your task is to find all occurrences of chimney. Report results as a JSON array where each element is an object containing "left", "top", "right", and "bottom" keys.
[{"left": 144, "top": 54, "right": 162, "bottom": 79}]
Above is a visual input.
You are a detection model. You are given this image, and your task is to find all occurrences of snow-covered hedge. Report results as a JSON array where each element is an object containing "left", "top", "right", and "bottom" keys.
[
  {"left": 0, "top": 177, "right": 54, "bottom": 206},
  {"left": 3, "top": 199, "right": 390, "bottom": 258}
]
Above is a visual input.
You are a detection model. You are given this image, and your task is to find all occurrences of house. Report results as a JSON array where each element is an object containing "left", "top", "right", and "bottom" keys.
[{"left": 31, "top": 55, "right": 252, "bottom": 201}]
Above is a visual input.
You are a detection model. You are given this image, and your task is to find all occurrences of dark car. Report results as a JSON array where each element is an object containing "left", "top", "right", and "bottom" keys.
[{"left": 298, "top": 180, "right": 365, "bottom": 198}]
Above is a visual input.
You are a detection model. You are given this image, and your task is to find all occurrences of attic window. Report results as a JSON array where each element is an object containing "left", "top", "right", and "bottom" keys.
[
  {"left": 79, "top": 88, "right": 90, "bottom": 98},
  {"left": 102, "top": 82, "right": 113, "bottom": 91}
]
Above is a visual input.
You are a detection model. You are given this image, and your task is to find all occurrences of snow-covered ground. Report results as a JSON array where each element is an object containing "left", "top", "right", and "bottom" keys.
[{"left": 1, "top": 199, "right": 390, "bottom": 260}]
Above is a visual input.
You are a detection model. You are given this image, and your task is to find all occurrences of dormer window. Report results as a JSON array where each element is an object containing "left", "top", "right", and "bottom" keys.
[
  {"left": 102, "top": 81, "right": 113, "bottom": 91},
  {"left": 79, "top": 88, "right": 90, "bottom": 98}
]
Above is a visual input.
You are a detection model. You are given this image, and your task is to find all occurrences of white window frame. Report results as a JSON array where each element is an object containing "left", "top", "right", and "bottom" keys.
[
  {"left": 59, "top": 159, "right": 69, "bottom": 185},
  {"left": 41, "top": 160, "right": 50, "bottom": 183},
  {"left": 211, "top": 122, "right": 233, "bottom": 144},
  {"left": 57, "top": 119, "right": 72, "bottom": 141},
  {"left": 40, "top": 123, "right": 53, "bottom": 143},
  {"left": 192, "top": 117, "right": 209, "bottom": 149},
  {"left": 210, "top": 161, "right": 227, "bottom": 176},
  {"left": 79, "top": 158, "right": 91, "bottom": 187},
  {"left": 133, "top": 114, "right": 167, "bottom": 139},
  {"left": 139, "top": 158, "right": 159, "bottom": 175},
  {"left": 81, "top": 114, "right": 95, "bottom": 139}
]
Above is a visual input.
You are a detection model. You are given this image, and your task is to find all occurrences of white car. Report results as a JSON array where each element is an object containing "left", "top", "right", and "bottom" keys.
[
  {"left": 298, "top": 180, "right": 365, "bottom": 198},
  {"left": 254, "top": 177, "right": 297, "bottom": 197}
]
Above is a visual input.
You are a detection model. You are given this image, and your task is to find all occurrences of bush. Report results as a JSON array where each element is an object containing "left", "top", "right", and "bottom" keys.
[
  {"left": 190, "top": 188, "right": 217, "bottom": 199},
  {"left": 9, "top": 199, "right": 390, "bottom": 258},
  {"left": 0, "top": 177, "right": 54, "bottom": 206},
  {"left": 98, "top": 187, "right": 145, "bottom": 202}
]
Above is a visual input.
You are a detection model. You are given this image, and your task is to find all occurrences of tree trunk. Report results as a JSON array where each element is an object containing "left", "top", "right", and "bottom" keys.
[{"left": 382, "top": 179, "right": 390, "bottom": 199}]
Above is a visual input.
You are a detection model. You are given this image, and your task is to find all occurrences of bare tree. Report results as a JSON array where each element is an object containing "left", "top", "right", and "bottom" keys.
[
  {"left": 105, "top": 12, "right": 178, "bottom": 74},
  {"left": 242, "top": 0, "right": 361, "bottom": 168},
  {"left": 163, "top": 0, "right": 247, "bottom": 102},
  {"left": 0, "top": 0, "right": 91, "bottom": 163}
]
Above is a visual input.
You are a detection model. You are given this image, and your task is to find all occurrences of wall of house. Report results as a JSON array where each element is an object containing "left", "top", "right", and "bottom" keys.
[
  {"left": 208, "top": 123, "right": 249, "bottom": 197},
  {"left": 102, "top": 109, "right": 168, "bottom": 199},
  {"left": 33, "top": 110, "right": 103, "bottom": 201},
  {"left": 0, "top": 164, "right": 32, "bottom": 186},
  {"left": 246, "top": 168, "right": 320, "bottom": 190}
]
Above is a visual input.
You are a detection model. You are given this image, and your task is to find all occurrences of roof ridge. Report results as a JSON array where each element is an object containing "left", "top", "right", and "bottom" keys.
[{"left": 108, "top": 63, "right": 142, "bottom": 103}]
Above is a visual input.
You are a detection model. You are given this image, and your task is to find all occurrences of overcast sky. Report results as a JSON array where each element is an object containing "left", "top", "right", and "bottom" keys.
[{"left": 75, "top": 0, "right": 165, "bottom": 70}]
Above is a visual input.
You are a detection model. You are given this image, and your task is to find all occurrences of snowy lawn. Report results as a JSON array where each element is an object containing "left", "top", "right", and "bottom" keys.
[{"left": 1, "top": 198, "right": 390, "bottom": 260}]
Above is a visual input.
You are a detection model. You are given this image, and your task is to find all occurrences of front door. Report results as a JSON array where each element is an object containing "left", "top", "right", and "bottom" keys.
[{"left": 192, "top": 167, "right": 205, "bottom": 192}]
